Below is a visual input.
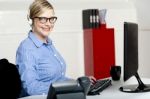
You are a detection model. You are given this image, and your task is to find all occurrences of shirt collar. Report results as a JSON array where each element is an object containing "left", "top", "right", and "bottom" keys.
[{"left": 28, "top": 30, "right": 52, "bottom": 48}]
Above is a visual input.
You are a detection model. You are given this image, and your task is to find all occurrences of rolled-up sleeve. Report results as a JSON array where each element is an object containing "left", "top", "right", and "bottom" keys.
[{"left": 16, "top": 46, "right": 51, "bottom": 95}]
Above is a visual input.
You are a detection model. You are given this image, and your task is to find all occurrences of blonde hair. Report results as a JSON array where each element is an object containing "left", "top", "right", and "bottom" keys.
[{"left": 29, "top": 0, "right": 54, "bottom": 19}]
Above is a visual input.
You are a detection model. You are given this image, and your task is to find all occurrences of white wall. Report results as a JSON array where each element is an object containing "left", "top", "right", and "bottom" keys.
[
  {"left": 0, "top": 0, "right": 141, "bottom": 79},
  {"left": 133, "top": 0, "right": 150, "bottom": 78}
]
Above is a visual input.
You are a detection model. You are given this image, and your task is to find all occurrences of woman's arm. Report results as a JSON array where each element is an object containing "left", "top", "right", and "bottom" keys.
[{"left": 16, "top": 46, "right": 51, "bottom": 95}]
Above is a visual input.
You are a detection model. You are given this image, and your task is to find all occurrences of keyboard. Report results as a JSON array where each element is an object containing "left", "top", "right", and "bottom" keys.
[{"left": 88, "top": 79, "right": 112, "bottom": 95}]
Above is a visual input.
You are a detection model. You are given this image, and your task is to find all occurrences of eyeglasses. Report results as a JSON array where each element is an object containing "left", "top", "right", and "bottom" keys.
[{"left": 34, "top": 16, "right": 57, "bottom": 24}]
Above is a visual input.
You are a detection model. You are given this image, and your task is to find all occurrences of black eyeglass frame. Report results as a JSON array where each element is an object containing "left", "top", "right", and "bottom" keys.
[{"left": 33, "top": 16, "right": 57, "bottom": 24}]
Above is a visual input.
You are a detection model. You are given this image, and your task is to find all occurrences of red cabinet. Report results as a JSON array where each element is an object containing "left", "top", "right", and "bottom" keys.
[{"left": 83, "top": 24, "right": 115, "bottom": 79}]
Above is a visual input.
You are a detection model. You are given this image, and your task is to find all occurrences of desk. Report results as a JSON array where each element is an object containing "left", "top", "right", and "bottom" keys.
[{"left": 19, "top": 78, "right": 150, "bottom": 99}]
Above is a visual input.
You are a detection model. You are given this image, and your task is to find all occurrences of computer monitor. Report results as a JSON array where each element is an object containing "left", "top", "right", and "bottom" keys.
[{"left": 120, "top": 22, "right": 150, "bottom": 92}]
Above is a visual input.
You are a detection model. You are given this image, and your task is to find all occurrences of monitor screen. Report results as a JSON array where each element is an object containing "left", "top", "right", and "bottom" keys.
[
  {"left": 124, "top": 22, "right": 138, "bottom": 81},
  {"left": 120, "top": 22, "right": 150, "bottom": 93}
]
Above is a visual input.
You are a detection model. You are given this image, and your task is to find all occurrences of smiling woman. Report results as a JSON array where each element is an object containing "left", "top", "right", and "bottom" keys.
[
  {"left": 27, "top": 0, "right": 57, "bottom": 42},
  {"left": 16, "top": 0, "right": 70, "bottom": 97}
]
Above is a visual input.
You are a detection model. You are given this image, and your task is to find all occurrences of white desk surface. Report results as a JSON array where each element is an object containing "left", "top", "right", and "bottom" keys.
[{"left": 19, "top": 77, "right": 150, "bottom": 99}]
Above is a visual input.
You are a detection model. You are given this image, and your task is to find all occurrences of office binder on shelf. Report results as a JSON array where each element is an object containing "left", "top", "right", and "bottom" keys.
[
  {"left": 89, "top": 10, "right": 93, "bottom": 28},
  {"left": 82, "top": 9, "right": 91, "bottom": 29},
  {"left": 92, "top": 10, "right": 95, "bottom": 28},
  {"left": 82, "top": 9, "right": 100, "bottom": 29},
  {"left": 95, "top": 10, "right": 100, "bottom": 28}
]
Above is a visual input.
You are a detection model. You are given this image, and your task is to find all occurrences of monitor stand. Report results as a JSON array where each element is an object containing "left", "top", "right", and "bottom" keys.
[{"left": 120, "top": 72, "right": 150, "bottom": 93}]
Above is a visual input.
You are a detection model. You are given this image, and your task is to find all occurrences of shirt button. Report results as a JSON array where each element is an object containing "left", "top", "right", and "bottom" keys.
[
  {"left": 62, "top": 72, "right": 64, "bottom": 75},
  {"left": 60, "top": 62, "right": 63, "bottom": 65},
  {"left": 54, "top": 54, "right": 57, "bottom": 57}
]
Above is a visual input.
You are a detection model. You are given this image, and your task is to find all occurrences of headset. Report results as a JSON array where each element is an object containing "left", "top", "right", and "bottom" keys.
[{"left": 27, "top": 9, "right": 33, "bottom": 26}]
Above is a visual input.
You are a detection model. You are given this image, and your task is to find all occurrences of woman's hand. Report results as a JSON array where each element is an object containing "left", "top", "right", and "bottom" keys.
[{"left": 89, "top": 76, "right": 96, "bottom": 84}]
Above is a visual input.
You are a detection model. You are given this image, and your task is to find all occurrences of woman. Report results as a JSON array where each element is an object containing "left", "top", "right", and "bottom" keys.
[{"left": 16, "top": 0, "right": 95, "bottom": 96}]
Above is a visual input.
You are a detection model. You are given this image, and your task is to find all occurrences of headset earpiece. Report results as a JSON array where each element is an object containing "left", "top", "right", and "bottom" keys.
[
  {"left": 28, "top": 17, "right": 33, "bottom": 26},
  {"left": 27, "top": 10, "right": 33, "bottom": 26}
]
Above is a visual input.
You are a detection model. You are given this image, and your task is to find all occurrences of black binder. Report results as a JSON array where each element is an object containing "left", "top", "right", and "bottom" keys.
[
  {"left": 82, "top": 9, "right": 100, "bottom": 29},
  {"left": 82, "top": 9, "right": 92, "bottom": 29}
]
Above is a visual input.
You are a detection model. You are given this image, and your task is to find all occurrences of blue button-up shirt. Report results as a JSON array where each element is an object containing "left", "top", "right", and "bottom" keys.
[{"left": 16, "top": 31, "right": 69, "bottom": 95}]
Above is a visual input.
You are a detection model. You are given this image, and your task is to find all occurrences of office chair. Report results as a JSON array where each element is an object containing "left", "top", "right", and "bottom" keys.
[{"left": 0, "top": 59, "right": 22, "bottom": 99}]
